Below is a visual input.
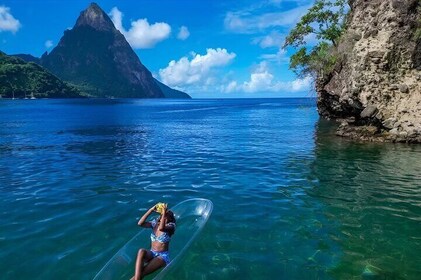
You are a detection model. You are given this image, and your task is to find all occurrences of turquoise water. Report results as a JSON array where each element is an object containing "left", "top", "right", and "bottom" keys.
[{"left": 0, "top": 98, "right": 420, "bottom": 280}]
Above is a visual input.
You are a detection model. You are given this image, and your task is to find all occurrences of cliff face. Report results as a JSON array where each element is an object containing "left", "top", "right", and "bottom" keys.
[{"left": 317, "top": 0, "right": 421, "bottom": 143}]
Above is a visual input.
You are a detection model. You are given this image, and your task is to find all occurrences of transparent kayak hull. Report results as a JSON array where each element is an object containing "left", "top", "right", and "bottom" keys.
[{"left": 93, "top": 198, "right": 213, "bottom": 280}]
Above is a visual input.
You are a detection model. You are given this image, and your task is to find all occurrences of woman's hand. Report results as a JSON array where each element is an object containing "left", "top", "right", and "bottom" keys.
[
  {"left": 150, "top": 205, "right": 157, "bottom": 212},
  {"left": 162, "top": 203, "right": 168, "bottom": 213},
  {"left": 158, "top": 203, "right": 168, "bottom": 231}
]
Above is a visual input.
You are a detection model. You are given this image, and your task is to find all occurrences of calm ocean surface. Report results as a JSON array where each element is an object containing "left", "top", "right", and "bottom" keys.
[{"left": 0, "top": 98, "right": 420, "bottom": 280}]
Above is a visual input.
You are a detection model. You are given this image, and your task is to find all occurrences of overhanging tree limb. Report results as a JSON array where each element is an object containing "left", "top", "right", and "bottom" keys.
[{"left": 283, "top": 0, "right": 348, "bottom": 77}]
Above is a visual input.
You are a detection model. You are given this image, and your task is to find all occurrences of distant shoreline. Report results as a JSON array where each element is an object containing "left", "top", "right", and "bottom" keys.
[{"left": 0, "top": 96, "right": 317, "bottom": 100}]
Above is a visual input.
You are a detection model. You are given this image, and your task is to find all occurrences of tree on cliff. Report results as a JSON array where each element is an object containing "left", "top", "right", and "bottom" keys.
[{"left": 283, "top": 0, "right": 348, "bottom": 78}]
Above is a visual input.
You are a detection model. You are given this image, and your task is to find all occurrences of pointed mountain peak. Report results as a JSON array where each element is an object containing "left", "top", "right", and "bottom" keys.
[
  {"left": 75, "top": 2, "right": 115, "bottom": 31},
  {"left": 87, "top": 2, "right": 101, "bottom": 11}
]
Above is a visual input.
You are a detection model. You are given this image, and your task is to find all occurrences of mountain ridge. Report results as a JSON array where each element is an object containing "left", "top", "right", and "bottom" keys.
[
  {"left": 39, "top": 3, "right": 190, "bottom": 99},
  {"left": 12, "top": 53, "right": 191, "bottom": 99}
]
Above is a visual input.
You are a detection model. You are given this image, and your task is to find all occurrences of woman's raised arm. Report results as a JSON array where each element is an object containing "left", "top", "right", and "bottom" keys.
[{"left": 138, "top": 205, "right": 156, "bottom": 227}]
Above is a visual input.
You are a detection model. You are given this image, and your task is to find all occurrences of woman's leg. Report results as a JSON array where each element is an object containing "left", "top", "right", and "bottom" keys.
[
  {"left": 142, "top": 257, "right": 166, "bottom": 277},
  {"left": 133, "top": 249, "right": 153, "bottom": 280}
]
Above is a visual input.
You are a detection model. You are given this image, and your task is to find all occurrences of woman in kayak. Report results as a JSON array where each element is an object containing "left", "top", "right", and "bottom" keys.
[{"left": 132, "top": 203, "right": 176, "bottom": 280}]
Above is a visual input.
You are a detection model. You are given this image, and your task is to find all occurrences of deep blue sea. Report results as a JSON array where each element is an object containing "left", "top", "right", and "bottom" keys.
[{"left": 0, "top": 98, "right": 420, "bottom": 280}]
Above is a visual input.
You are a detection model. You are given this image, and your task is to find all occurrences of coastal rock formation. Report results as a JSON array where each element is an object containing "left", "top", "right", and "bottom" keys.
[
  {"left": 40, "top": 3, "right": 189, "bottom": 99},
  {"left": 317, "top": 0, "right": 421, "bottom": 143}
]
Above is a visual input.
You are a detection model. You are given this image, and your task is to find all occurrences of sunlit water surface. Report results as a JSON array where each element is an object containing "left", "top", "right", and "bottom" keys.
[{"left": 0, "top": 99, "right": 420, "bottom": 280}]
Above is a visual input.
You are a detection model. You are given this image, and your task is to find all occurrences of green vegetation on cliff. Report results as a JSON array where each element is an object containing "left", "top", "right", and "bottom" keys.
[
  {"left": 0, "top": 52, "right": 83, "bottom": 98},
  {"left": 283, "top": 0, "right": 348, "bottom": 78}
]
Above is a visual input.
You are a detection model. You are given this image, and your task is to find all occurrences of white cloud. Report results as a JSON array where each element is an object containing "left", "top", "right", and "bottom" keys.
[
  {"left": 110, "top": 7, "right": 171, "bottom": 49},
  {"left": 253, "top": 31, "right": 284, "bottom": 48},
  {"left": 45, "top": 40, "right": 53, "bottom": 49},
  {"left": 0, "top": 6, "right": 21, "bottom": 33},
  {"left": 260, "top": 48, "right": 290, "bottom": 64},
  {"left": 225, "top": 81, "right": 238, "bottom": 93},
  {"left": 242, "top": 62, "right": 274, "bottom": 92},
  {"left": 109, "top": 7, "right": 123, "bottom": 31},
  {"left": 290, "top": 75, "right": 312, "bottom": 92},
  {"left": 159, "top": 48, "right": 236, "bottom": 87},
  {"left": 223, "top": 61, "right": 312, "bottom": 93},
  {"left": 177, "top": 26, "right": 190, "bottom": 40},
  {"left": 224, "top": 5, "right": 311, "bottom": 34}
]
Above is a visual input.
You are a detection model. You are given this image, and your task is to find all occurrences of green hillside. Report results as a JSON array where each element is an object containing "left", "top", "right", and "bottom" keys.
[{"left": 0, "top": 51, "right": 83, "bottom": 98}]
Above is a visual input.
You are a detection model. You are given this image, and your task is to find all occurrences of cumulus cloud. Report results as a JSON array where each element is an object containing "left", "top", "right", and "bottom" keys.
[
  {"left": 252, "top": 31, "right": 284, "bottom": 48},
  {"left": 110, "top": 7, "right": 171, "bottom": 49},
  {"left": 259, "top": 48, "right": 290, "bottom": 64},
  {"left": 0, "top": 6, "right": 21, "bottom": 33},
  {"left": 224, "top": 5, "right": 310, "bottom": 34},
  {"left": 45, "top": 40, "right": 53, "bottom": 49},
  {"left": 109, "top": 7, "right": 123, "bottom": 30},
  {"left": 290, "top": 75, "right": 313, "bottom": 92},
  {"left": 223, "top": 62, "right": 312, "bottom": 93},
  {"left": 159, "top": 48, "right": 236, "bottom": 87},
  {"left": 177, "top": 26, "right": 190, "bottom": 40},
  {"left": 242, "top": 62, "right": 274, "bottom": 93},
  {"left": 225, "top": 81, "right": 238, "bottom": 93}
]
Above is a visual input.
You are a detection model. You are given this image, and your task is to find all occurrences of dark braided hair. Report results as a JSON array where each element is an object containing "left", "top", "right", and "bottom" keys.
[
  {"left": 157, "top": 210, "right": 176, "bottom": 236},
  {"left": 166, "top": 210, "right": 176, "bottom": 236}
]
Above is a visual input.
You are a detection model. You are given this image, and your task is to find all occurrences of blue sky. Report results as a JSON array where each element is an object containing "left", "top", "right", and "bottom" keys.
[{"left": 0, "top": 0, "right": 316, "bottom": 98}]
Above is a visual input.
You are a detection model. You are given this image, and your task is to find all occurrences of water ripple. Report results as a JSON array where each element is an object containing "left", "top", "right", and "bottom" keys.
[{"left": 0, "top": 99, "right": 420, "bottom": 279}]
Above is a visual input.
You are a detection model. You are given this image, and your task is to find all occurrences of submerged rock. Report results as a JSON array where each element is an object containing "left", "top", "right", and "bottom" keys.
[{"left": 362, "top": 266, "right": 380, "bottom": 279}]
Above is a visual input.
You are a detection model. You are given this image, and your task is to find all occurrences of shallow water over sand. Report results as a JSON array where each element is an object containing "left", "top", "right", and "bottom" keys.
[{"left": 0, "top": 98, "right": 420, "bottom": 279}]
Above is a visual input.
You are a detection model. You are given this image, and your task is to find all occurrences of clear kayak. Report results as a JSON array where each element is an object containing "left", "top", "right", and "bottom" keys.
[{"left": 93, "top": 198, "right": 213, "bottom": 280}]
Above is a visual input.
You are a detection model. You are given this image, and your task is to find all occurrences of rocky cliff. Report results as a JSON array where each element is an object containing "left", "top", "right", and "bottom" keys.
[
  {"left": 317, "top": 0, "right": 421, "bottom": 143},
  {"left": 40, "top": 3, "right": 188, "bottom": 99}
]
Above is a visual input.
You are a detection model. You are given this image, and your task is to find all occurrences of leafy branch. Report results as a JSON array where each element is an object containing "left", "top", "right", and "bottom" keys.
[{"left": 283, "top": 0, "right": 348, "bottom": 78}]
